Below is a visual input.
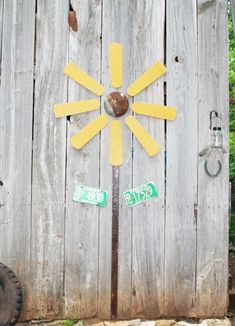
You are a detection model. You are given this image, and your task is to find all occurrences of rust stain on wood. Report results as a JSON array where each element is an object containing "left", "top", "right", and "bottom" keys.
[{"left": 68, "top": 8, "right": 78, "bottom": 32}]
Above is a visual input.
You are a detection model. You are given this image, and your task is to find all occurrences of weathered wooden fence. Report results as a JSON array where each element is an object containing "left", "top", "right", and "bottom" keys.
[{"left": 0, "top": 0, "right": 229, "bottom": 320}]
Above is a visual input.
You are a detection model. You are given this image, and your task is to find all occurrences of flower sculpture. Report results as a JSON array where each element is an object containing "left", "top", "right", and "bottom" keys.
[{"left": 54, "top": 43, "right": 176, "bottom": 166}]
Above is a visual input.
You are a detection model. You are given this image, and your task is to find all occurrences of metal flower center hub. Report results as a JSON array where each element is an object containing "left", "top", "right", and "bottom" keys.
[{"left": 104, "top": 92, "right": 129, "bottom": 117}]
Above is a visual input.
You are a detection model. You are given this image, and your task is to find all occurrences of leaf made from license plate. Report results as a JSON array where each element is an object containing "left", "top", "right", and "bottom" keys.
[
  {"left": 73, "top": 185, "right": 108, "bottom": 207},
  {"left": 123, "top": 182, "right": 158, "bottom": 207}
]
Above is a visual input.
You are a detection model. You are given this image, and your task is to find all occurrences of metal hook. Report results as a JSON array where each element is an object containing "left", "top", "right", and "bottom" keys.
[
  {"left": 210, "top": 110, "right": 218, "bottom": 130},
  {"left": 204, "top": 159, "right": 222, "bottom": 178}
]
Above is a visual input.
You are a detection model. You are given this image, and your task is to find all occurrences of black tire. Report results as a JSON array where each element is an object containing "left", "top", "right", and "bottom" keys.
[{"left": 0, "top": 263, "right": 22, "bottom": 326}]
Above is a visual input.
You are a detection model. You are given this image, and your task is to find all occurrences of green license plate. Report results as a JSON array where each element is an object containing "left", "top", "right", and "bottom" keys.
[
  {"left": 123, "top": 182, "right": 158, "bottom": 207},
  {"left": 73, "top": 185, "right": 108, "bottom": 207}
]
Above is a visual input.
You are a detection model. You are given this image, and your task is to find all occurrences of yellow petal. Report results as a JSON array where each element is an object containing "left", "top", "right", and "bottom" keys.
[
  {"left": 54, "top": 99, "right": 100, "bottom": 118},
  {"left": 64, "top": 62, "right": 105, "bottom": 96},
  {"left": 109, "top": 43, "right": 123, "bottom": 88},
  {"left": 127, "top": 61, "right": 166, "bottom": 97},
  {"left": 70, "top": 115, "right": 109, "bottom": 150},
  {"left": 125, "top": 116, "right": 160, "bottom": 157},
  {"left": 132, "top": 102, "right": 176, "bottom": 120},
  {"left": 109, "top": 120, "right": 123, "bottom": 166}
]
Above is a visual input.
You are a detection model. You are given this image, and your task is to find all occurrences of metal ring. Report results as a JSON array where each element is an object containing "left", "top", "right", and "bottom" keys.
[{"left": 204, "top": 159, "right": 222, "bottom": 178}]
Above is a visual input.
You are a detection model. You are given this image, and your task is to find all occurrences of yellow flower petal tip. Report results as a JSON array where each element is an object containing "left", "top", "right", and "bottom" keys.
[
  {"left": 127, "top": 61, "right": 166, "bottom": 97},
  {"left": 109, "top": 43, "right": 123, "bottom": 88},
  {"left": 109, "top": 120, "right": 123, "bottom": 166},
  {"left": 125, "top": 116, "right": 160, "bottom": 157},
  {"left": 53, "top": 99, "right": 100, "bottom": 118},
  {"left": 70, "top": 115, "right": 109, "bottom": 150},
  {"left": 131, "top": 102, "right": 176, "bottom": 121},
  {"left": 64, "top": 62, "right": 105, "bottom": 96}
]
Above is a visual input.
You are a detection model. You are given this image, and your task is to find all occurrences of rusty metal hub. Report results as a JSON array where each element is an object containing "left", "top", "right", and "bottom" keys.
[{"left": 104, "top": 92, "right": 129, "bottom": 117}]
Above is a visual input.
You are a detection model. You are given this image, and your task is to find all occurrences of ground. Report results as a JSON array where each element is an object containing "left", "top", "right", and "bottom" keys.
[{"left": 15, "top": 318, "right": 232, "bottom": 326}]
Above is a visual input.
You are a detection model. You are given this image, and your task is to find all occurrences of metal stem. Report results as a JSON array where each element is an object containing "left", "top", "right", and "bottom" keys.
[{"left": 111, "top": 166, "right": 120, "bottom": 319}]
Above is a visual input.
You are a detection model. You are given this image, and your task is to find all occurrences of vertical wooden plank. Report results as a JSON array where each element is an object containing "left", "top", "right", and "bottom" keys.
[
  {"left": 64, "top": 0, "right": 102, "bottom": 318},
  {"left": 100, "top": 0, "right": 135, "bottom": 319},
  {"left": 196, "top": 0, "right": 229, "bottom": 316},
  {"left": 132, "top": 0, "right": 165, "bottom": 318},
  {"left": 98, "top": 1, "right": 112, "bottom": 316},
  {"left": 165, "top": 0, "right": 198, "bottom": 316},
  {"left": 31, "top": 1, "right": 68, "bottom": 318},
  {"left": 0, "top": 0, "right": 3, "bottom": 61},
  {"left": 0, "top": 0, "right": 35, "bottom": 319}
]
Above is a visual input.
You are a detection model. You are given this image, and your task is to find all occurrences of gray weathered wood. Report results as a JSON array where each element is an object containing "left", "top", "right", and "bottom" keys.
[
  {"left": 0, "top": 0, "right": 230, "bottom": 319},
  {"left": 98, "top": 0, "right": 114, "bottom": 317},
  {"left": 0, "top": 0, "right": 3, "bottom": 61},
  {"left": 30, "top": 1, "right": 68, "bottom": 319},
  {"left": 132, "top": 0, "right": 165, "bottom": 318},
  {"left": 100, "top": 0, "right": 135, "bottom": 318},
  {"left": 196, "top": 0, "right": 229, "bottom": 316},
  {"left": 64, "top": 0, "right": 102, "bottom": 318},
  {"left": 165, "top": 0, "right": 198, "bottom": 316},
  {"left": 0, "top": 0, "right": 35, "bottom": 319}
]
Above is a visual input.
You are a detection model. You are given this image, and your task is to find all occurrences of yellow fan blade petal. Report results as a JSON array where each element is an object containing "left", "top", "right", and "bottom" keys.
[
  {"left": 54, "top": 99, "right": 100, "bottom": 118},
  {"left": 127, "top": 61, "right": 166, "bottom": 97},
  {"left": 70, "top": 114, "right": 109, "bottom": 150},
  {"left": 109, "top": 120, "right": 123, "bottom": 166},
  {"left": 64, "top": 62, "right": 105, "bottom": 96},
  {"left": 125, "top": 116, "right": 160, "bottom": 157},
  {"left": 109, "top": 43, "right": 123, "bottom": 88},
  {"left": 132, "top": 102, "right": 176, "bottom": 120}
]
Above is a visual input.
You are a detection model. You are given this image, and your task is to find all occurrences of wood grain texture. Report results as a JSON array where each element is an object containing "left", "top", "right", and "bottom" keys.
[
  {"left": 64, "top": 0, "right": 102, "bottom": 319},
  {"left": 0, "top": 0, "right": 35, "bottom": 319},
  {"left": 165, "top": 0, "right": 198, "bottom": 316},
  {"left": 99, "top": 0, "right": 134, "bottom": 318},
  {"left": 0, "top": 0, "right": 230, "bottom": 320},
  {"left": 0, "top": 0, "right": 3, "bottom": 62},
  {"left": 30, "top": 1, "right": 68, "bottom": 319},
  {"left": 196, "top": 0, "right": 229, "bottom": 316},
  {"left": 132, "top": 0, "right": 165, "bottom": 318}
]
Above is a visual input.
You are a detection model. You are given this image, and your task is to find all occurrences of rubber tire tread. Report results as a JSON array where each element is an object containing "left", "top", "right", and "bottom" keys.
[{"left": 0, "top": 263, "right": 22, "bottom": 326}]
